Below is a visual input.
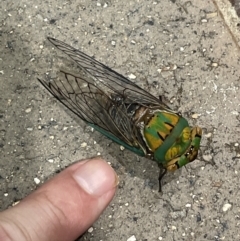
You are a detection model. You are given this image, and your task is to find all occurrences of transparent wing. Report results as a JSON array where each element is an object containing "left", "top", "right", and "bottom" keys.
[
  {"left": 38, "top": 70, "right": 141, "bottom": 147},
  {"left": 38, "top": 38, "right": 171, "bottom": 151},
  {"left": 47, "top": 37, "right": 170, "bottom": 107}
]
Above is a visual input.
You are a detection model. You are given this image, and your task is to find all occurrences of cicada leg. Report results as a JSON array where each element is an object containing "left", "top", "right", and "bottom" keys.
[{"left": 158, "top": 165, "right": 167, "bottom": 192}]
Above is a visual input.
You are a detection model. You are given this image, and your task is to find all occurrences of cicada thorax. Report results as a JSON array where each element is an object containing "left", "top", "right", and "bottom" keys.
[{"left": 132, "top": 106, "right": 202, "bottom": 172}]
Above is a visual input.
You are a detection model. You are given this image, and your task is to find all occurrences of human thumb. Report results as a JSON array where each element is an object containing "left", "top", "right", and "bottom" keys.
[{"left": 0, "top": 158, "right": 117, "bottom": 241}]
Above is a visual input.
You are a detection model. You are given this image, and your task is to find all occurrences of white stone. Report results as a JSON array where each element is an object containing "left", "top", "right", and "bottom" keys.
[
  {"left": 222, "top": 203, "right": 232, "bottom": 212},
  {"left": 34, "top": 177, "right": 40, "bottom": 184},
  {"left": 127, "top": 235, "right": 136, "bottom": 241}
]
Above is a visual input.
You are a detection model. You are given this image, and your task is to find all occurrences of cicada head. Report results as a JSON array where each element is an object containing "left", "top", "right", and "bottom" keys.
[{"left": 164, "top": 126, "right": 202, "bottom": 171}]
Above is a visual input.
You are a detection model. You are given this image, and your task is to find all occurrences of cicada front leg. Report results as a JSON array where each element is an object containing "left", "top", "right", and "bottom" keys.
[{"left": 158, "top": 165, "right": 167, "bottom": 192}]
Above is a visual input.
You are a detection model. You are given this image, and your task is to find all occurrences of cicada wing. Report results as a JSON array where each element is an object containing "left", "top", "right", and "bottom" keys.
[
  {"left": 47, "top": 37, "right": 170, "bottom": 109},
  {"left": 39, "top": 38, "right": 175, "bottom": 155},
  {"left": 38, "top": 70, "right": 145, "bottom": 150}
]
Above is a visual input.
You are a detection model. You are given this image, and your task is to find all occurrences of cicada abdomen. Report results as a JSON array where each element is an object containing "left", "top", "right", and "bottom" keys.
[{"left": 38, "top": 37, "right": 202, "bottom": 191}]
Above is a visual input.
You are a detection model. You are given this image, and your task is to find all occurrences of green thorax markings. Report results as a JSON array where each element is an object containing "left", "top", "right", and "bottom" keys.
[{"left": 143, "top": 111, "right": 191, "bottom": 164}]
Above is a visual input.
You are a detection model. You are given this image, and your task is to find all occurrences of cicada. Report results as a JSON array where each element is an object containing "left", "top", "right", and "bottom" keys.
[{"left": 38, "top": 37, "right": 202, "bottom": 192}]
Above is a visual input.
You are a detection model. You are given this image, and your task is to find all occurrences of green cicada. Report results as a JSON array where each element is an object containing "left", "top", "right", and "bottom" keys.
[{"left": 38, "top": 37, "right": 202, "bottom": 192}]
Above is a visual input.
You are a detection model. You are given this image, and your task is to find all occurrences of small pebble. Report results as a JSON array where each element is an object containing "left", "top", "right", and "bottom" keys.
[
  {"left": 81, "top": 142, "right": 87, "bottom": 148},
  {"left": 127, "top": 235, "right": 136, "bottom": 241},
  {"left": 205, "top": 132, "right": 212, "bottom": 138},
  {"left": 12, "top": 201, "right": 20, "bottom": 206},
  {"left": 232, "top": 110, "right": 239, "bottom": 115},
  {"left": 120, "top": 146, "right": 125, "bottom": 151},
  {"left": 88, "top": 227, "right": 94, "bottom": 233},
  {"left": 34, "top": 177, "right": 40, "bottom": 184},
  {"left": 25, "top": 108, "right": 32, "bottom": 113},
  {"left": 211, "top": 62, "right": 218, "bottom": 67},
  {"left": 222, "top": 203, "right": 232, "bottom": 212},
  {"left": 128, "top": 73, "right": 136, "bottom": 79},
  {"left": 206, "top": 12, "right": 217, "bottom": 19},
  {"left": 203, "top": 155, "right": 212, "bottom": 162},
  {"left": 192, "top": 113, "right": 201, "bottom": 119}
]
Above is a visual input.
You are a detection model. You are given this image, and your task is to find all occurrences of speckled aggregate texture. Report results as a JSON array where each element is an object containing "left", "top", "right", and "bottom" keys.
[
  {"left": 1, "top": 0, "right": 240, "bottom": 240},
  {"left": 229, "top": 0, "right": 240, "bottom": 16}
]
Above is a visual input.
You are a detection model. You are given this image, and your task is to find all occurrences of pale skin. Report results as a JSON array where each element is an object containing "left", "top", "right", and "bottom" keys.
[{"left": 0, "top": 158, "right": 117, "bottom": 241}]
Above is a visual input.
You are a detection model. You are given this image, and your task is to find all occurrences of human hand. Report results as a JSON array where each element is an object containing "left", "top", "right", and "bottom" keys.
[{"left": 0, "top": 158, "right": 117, "bottom": 241}]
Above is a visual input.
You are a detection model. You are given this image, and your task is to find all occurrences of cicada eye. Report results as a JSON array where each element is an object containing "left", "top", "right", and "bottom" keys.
[
  {"left": 165, "top": 158, "right": 180, "bottom": 172},
  {"left": 166, "top": 162, "right": 178, "bottom": 172}
]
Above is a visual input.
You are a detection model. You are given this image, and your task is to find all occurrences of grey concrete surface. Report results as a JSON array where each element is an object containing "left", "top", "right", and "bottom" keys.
[
  {"left": 228, "top": 0, "right": 240, "bottom": 16},
  {"left": 1, "top": 0, "right": 240, "bottom": 240}
]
